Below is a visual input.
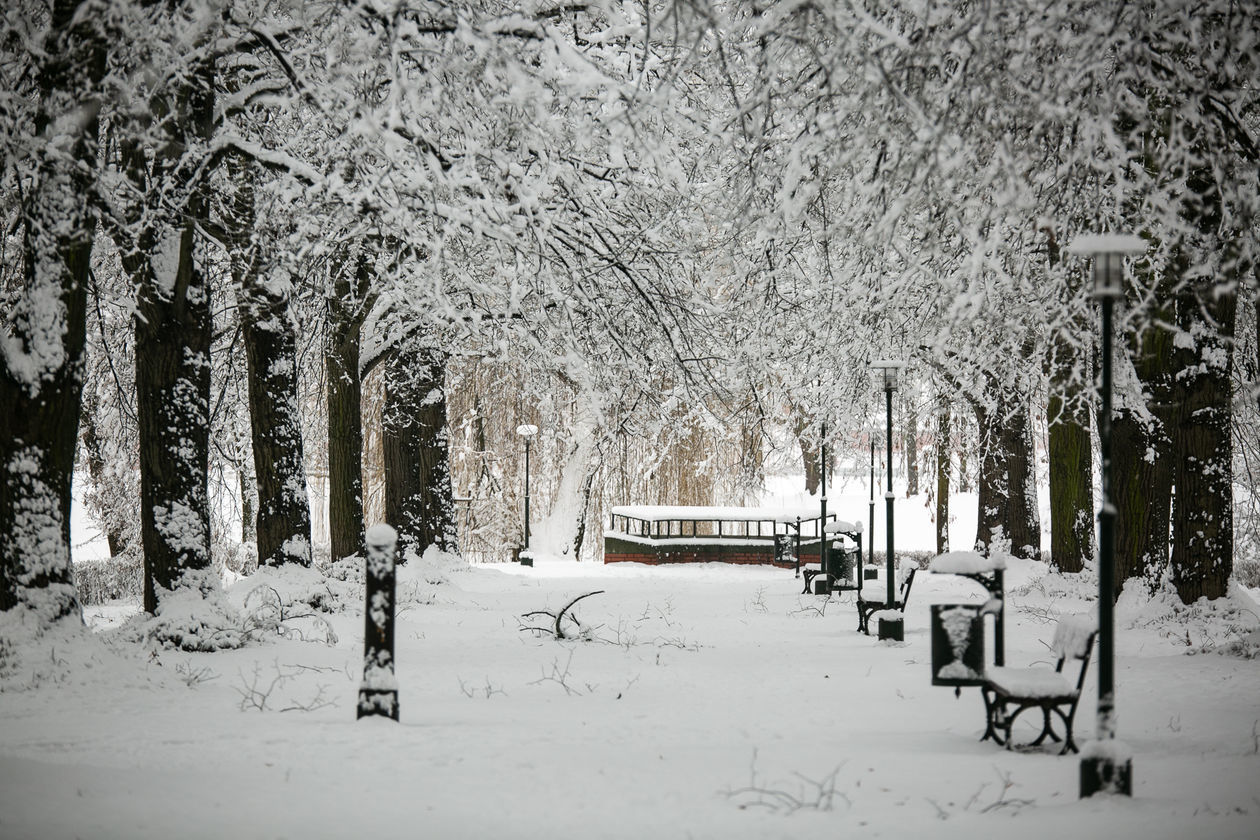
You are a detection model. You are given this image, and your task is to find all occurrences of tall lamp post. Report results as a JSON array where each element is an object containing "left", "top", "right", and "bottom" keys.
[
  {"left": 516, "top": 424, "right": 539, "bottom": 553},
  {"left": 871, "top": 360, "right": 905, "bottom": 605},
  {"left": 868, "top": 429, "right": 876, "bottom": 578},
  {"left": 1065, "top": 233, "right": 1146, "bottom": 798},
  {"left": 819, "top": 419, "right": 828, "bottom": 583}
]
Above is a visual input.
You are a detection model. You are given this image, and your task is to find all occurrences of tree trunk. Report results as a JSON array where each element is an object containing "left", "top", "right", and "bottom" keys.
[
  {"left": 122, "top": 52, "right": 216, "bottom": 614},
  {"left": 383, "top": 346, "right": 455, "bottom": 556},
  {"left": 1112, "top": 409, "right": 1172, "bottom": 592},
  {"left": 973, "top": 401, "right": 1009, "bottom": 552},
  {"left": 572, "top": 467, "right": 598, "bottom": 561},
  {"left": 1045, "top": 229, "right": 1095, "bottom": 574},
  {"left": 1004, "top": 399, "right": 1041, "bottom": 560},
  {"left": 0, "top": 0, "right": 105, "bottom": 622},
  {"left": 228, "top": 163, "right": 312, "bottom": 568},
  {"left": 326, "top": 251, "right": 372, "bottom": 562},
  {"left": 239, "top": 267, "right": 313, "bottom": 566},
  {"left": 80, "top": 390, "right": 127, "bottom": 558},
  {"left": 974, "top": 393, "right": 1039, "bottom": 559},
  {"left": 904, "top": 406, "right": 919, "bottom": 497},
  {"left": 131, "top": 225, "right": 213, "bottom": 611},
  {"left": 1113, "top": 251, "right": 1181, "bottom": 596},
  {"left": 1047, "top": 396, "right": 1093, "bottom": 573},
  {"left": 795, "top": 417, "right": 822, "bottom": 496},
  {"left": 239, "top": 464, "right": 256, "bottom": 545},
  {"left": 1169, "top": 278, "right": 1236, "bottom": 601},
  {"left": 934, "top": 395, "right": 950, "bottom": 555}
]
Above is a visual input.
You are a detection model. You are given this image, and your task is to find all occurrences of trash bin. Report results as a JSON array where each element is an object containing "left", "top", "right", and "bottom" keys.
[
  {"left": 930, "top": 603, "right": 985, "bottom": 688},
  {"left": 832, "top": 543, "right": 853, "bottom": 583},
  {"left": 774, "top": 533, "right": 792, "bottom": 565}
]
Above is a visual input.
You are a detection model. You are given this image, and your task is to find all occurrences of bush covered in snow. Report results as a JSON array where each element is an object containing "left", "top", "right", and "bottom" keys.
[
  {"left": 119, "top": 571, "right": 246, "bottom": 652},
  {"left": 73, "top": 552, "right": 142, "bottom": 605}
]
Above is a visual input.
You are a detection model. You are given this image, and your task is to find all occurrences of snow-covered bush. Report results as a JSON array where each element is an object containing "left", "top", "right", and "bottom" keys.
[
  {"left": 0, "top": 632, "right": 15, "bottom": 682},
  {"left": 317, "top": 551, "right": 365, "bottom": 588},
  {"left": 72, "top": 552, "right": 143, "bottom": 604},
  {"left": 1234, "top": 533, "right": 1260, "bottom": 589},
  {"left": 226, "top": 564, "right": 349, "bottom": 643},
  {"left": 121, "top": 570, "right": 246, "bottom": 652},
  {"left": 219, "top": 539, "right": 259, "bottom": 579}
]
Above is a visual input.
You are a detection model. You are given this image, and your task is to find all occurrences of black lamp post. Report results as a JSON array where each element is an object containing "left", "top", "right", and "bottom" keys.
[
  {"left": 517, "top": 424, "right": 538, "bottom": 551},
  {"left": 871, "top": 360, "right": 905, "bottom": 605},
  {"left": 1066, "top": 232, "right": 1146, "bottom": 798},
  {"left": 868, "top": 430, "right": 876, "bottom": 583},
  {"left": 819, "top": 419, "right": 828, "bottom": 582},
  {"left": 358, "top": 523, "right": 399, "bottom": 721}
]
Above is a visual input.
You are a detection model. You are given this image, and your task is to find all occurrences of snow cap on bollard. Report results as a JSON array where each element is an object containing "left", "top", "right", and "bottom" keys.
[{"left": 366, "top": 524, "right": 398, "bottom": 549}]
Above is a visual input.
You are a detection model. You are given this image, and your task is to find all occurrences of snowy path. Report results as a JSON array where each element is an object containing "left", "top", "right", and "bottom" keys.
[{"left": 2, "top": 558, "right": 1258, "bottom": 839}]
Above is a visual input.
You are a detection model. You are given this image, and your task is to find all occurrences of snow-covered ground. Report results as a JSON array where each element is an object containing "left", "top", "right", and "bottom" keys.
[{"left": 3, "top": 537, "right": 1259, "bottom": 839}]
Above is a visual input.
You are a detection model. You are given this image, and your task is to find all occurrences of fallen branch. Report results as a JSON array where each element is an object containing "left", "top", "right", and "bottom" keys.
[{"left": 521, "top": 590, "right": 606, "bottom": 640}]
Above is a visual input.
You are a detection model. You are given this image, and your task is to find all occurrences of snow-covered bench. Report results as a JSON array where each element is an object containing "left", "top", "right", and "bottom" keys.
[
  {"left": 980, "top": 613, "right": 1097, "bottom": 754},
  {"left": 856, "top": 566, "right": 917, "bottom": 635}
]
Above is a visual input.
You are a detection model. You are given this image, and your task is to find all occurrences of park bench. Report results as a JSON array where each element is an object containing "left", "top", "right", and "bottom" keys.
[
  {"left": 856, "top": 566, "right": 916, "bottom": 634},
  {"left": 979, "top": 613, "right": 1097, "bottom": 754}
]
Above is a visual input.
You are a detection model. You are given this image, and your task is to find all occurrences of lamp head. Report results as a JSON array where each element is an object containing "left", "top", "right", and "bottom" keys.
[
  {"left": 516, "top": 424, "right": 539, "bottom": 437},
  {"left": 869, "top": 359, "right": 906, "bottom": 392},
  {"left": 1064, "top": 233, "right": 1147, "bottom": 300}
]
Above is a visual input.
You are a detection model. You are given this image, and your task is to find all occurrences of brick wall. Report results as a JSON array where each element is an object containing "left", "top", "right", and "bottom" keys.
[{"left": 604, "top": 537, "right": 796, "bottom": 567}]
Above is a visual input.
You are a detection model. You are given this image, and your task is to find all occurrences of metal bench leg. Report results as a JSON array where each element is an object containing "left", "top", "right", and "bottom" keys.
[
  {"left": 1055, "top": 706, "right": 1079, "bottom": 755},
  {"left": 1001, "top": 703, "right": 1037, "bottom": 750},
  {"left": 980, "top": 688, "right": 1001, "bottom": 743},
  {"left": 1030, "top": 706, "right": 1056, "bottom": 746}
]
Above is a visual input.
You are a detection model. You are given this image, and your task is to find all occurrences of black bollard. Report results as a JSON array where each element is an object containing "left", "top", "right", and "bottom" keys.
[{"left": 357, "top": 524, "right": 399, "bottom": 721}]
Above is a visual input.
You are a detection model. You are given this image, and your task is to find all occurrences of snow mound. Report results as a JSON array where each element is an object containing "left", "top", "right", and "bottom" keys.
[
  {"left": 1116, "top": 577, "right": 1260, "bottom": 655},
  {"left": 399, "top": 544, "right": 470, "bottom": 590}
]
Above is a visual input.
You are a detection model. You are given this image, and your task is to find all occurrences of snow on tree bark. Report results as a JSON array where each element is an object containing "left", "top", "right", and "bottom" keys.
[
  {"left": 227, "top": 163, "right": 312, "bottom": 568},
  {"left": 1169, "top": 276, "right": 1236, "bottom": 602},
  {"left": 973, "top": 392, "right": 1039, "bottom": 560},
  {"left": 383, "top": 346, "right": 455, "bottom": 556},
  {"left": 0, "top": 0, "right": 106, "bottom": 623},
  {"left": 1112, "top": 291, "right": 1176, "bottom": 596},
  {"left": 119, "top": 40, "right": 216, "bottom": 615},
  {"left": 326, "top": 250, "right": 372, "bottom": 563}
]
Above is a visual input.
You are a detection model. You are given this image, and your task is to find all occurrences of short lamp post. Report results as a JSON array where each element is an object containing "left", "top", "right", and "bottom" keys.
[
  {"left": 871, "top": 360, "right": 905, "bottom": 606},
  {"left": 1065, "top": 232, "right": 1147, "bottom": 798},
  {"left": 358, "top": 524, "right": 399, "bottom": 721},
  {"left": 516, "top": 424, "right": 539, "bottom": 553}
]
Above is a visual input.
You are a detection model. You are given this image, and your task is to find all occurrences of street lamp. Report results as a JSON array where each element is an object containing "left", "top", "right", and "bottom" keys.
[
  {"left": 868, "top": 427, "right": 876, "bottom": 581},
  {"left": 516, "top": 424, "right": 539, "bottom": 553},
  {"left": 870, "top": 360, "right": 905, "bottom": 606},
  {"left": 819, "top": 418, "right": 828, "bottom": 585},
  {"left": 1065, "top": 232, "right": 1146, "bottom": 798}
]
